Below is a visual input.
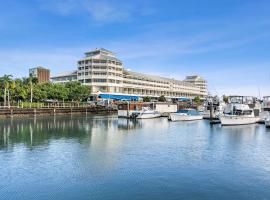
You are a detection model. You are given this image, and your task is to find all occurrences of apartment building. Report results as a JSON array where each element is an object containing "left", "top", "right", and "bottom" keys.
[
  {"left": 29, "top": 66, "right": 50, "bottom": 83},
  {"left": 184, "top": 75, "right": 208, "bottom": 96},
  {"left": 51, "top": 48, "right": 207, "bottom": 99}
]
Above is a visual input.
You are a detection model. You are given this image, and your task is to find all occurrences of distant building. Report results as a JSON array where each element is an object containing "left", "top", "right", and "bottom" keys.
[
  {"left": 184, "top": 75, "right": 208, "bottom": 96},
  {"left": 29, "top": 66, "right": 50, "bottom": 83},
  {"left": 50, "top": 70, "right": 77, "bottom": 83},
  {"left": 51, "top": 48, "right": 208, "bottom": 99}
]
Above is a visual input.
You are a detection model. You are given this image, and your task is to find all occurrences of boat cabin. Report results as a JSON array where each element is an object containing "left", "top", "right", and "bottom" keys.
[{"left": 263, "top": 96, "right": 270, "bottom": 111}]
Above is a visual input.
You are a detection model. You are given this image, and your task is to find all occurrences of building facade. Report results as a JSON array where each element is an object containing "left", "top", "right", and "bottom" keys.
[
  {"left": 29, "top": 66, "right": 50, "bottom": 83},
  {"left": 51, "top": 48, "right": 207, "bottom": 99},
  {"left": 184, "top": 75, "right": 208, "bottom": 97},
  {"left": 51, "top": 70, "right": 77, "bottom": 83}
]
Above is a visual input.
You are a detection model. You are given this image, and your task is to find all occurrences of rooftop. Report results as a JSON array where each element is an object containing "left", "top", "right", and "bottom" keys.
[
  {"left": 51, "top": 70, "right": 77, "bottom": 78},
  {"left": 79, "top": 48, "right": 121, "bottom": 63},
  {"left": 123, "top": 69, "right": 196, "bottom": 87}
]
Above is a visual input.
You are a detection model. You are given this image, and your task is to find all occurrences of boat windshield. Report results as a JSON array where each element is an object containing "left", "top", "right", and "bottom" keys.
[
  {"left": 233, "top": 109, "right": 252, "bottom": 116},
  {"left": 177, "top": 109, "right": 199, "bottom": 115}
]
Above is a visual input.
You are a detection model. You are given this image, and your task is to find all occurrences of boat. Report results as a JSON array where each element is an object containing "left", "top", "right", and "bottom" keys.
[
  {"left": 262, "top": 96, "right": 270, "bottom": 128},
  {"left": 169, "top": 109, "right": 203, "bottom": 121},
  {"left": 266, "top": 117, "right": 270, "bottom": 128},
  {"left": 133, "top": 107, "right": 161, "bottom": 119},
  {"left": 220, "top": 96, "right": 260, "bottom": 126},
  {"left": 202, "top": 96, "right": 225, "bottom": 119}
]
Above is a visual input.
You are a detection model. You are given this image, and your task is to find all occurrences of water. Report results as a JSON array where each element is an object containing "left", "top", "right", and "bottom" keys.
[{"left": 1, "top": 114, "right": 270, "bottom": 200}]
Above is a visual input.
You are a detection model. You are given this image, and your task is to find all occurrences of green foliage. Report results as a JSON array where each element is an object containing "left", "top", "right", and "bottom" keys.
[
  {"left": 158, "top": 95, "right": 166, "bottom": 102},
  {"left": 223, "top": 95, "right": 229, "bottom": 103},
  {"left": 65, "top": 81, "right": 90, "bottom": 101},
  {"left": 0, "top": 75, "right": 91, "bottom": 103},
  {"left": 18, "top": 102, "right": 45, "bottom": 108},
  {"left": 193, "top": 96, "right": 201, "bottom": 103},
  {"left": 143, "top": 96, "right": 151, "bottom": 102}
]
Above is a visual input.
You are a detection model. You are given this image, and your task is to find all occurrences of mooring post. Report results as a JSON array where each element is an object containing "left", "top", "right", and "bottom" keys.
[{"left": 210, "top": 102, "right": 214, "bottom": 122}]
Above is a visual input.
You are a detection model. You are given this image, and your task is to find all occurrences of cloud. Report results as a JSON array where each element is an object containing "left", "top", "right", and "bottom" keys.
[
  {"left": 38, "top": 0, "right": 155, "bottom": 22},
  {"left": 0, "top": 48, "right": 81, "bottom": 77}
]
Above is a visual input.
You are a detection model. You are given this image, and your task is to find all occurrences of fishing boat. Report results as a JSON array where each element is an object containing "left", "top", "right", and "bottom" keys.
[
  {"left": 169, "top": 109, "right": 203, "bottom": 121},
  {"left": 133, "top": 107, "right": 161, "bottom": 119},
  {"left": 220, "top": 96, "right": 260, "bottom": 126}
]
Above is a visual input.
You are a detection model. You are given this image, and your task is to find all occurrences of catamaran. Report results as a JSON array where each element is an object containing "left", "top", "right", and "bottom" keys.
[
  {"left": 169, "top": 109, "right": 203, "bottom": 121},
  {"left": 220, "top": 96, "right": 260, "bottom": 126}
]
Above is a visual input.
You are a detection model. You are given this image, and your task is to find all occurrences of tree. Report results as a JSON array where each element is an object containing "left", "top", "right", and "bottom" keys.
[
  {"left": 193, "top": 96, "right": 201, "bottom": 104},
  {"left": 0, "top": 75, "right": 13, "bottom": 107},
  {"left": 143, "top": 96, "right": 151, "bottom": 102},
  {"left": 158, "top": 95, "right": 166, "bottom": 102},
  {"left": 65, "top": 81, "right": 91, "bottom": 102},
  {"left": 12, "top": 79, "right": 28, "bottom": 102},
  {"left": 223, "top": 95, "right": 229, "bottom": 103},
  {"left": 24, "top": 75, "right": 38, "bottom": 103}
]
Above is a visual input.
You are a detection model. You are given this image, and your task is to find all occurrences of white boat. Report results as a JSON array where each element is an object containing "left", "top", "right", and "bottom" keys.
[
  {"left": 262, "top": 96, "right": 270, "bottom": 128},
  {"left": 220, "top": 96, "right": 260, "bottom": 126},
  {"left": 169, "top": 109, "right": 203, "bottom": 121},
  {"left": 135, "top": 107, "right": 161, "bottom": 119},
  {"left": 265, "top": 118, "right": 270, "bottom": 128},
  {"left": 202, "top": 96, "right": 225, "bottom": 119}
]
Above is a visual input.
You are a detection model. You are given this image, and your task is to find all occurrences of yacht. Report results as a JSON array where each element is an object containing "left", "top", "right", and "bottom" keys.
[
  {"left": 133, "top": 107, "right": 161, "bottom": 119},
  {"left": 169, "top": 109, "right": 203, "bottom": 121},
  {"left": 266, "top": 117, "right": 270, "bottom": 128},
  {"left": 220, "top": 96, "right": 260, "bottom": 126},
  {"left": 202, "top": 96, "right": 225, "bottom": 119},
  {"left": 262, "top": 96, "right": 270, "bottom": 128}
]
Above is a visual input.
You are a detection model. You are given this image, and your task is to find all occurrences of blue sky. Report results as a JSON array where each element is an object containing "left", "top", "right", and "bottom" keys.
[{"left": 0, "top": 0, "right": 270, "bottom": 96}]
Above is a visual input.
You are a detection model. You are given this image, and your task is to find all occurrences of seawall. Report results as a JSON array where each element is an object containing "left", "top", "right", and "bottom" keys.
[{"left": 0, "top": 107, "right": 117, "bottom": 118}]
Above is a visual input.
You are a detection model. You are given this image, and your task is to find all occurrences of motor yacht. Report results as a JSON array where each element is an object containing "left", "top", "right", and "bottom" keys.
[
  {"left": 133, "top": 107, "right": 161, "bottom": 119},
  {"left": 220, "top": 96, "right": 260, "bottom": 126},
  {"left": 169, "top": 109, "right": 203, "bottom": 121}
]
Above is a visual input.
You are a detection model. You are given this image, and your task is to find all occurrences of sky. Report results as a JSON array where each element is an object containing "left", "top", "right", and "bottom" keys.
[{"left": 0, "top": 0, "right": 270, "bottom": 97}]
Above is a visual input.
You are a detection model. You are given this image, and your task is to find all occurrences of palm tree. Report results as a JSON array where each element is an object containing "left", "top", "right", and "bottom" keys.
[
  {"left": 24, "top": 75, "right": 38, "bottom": 103},
  {"left": 0, "top": 75, "right": 13, "bottom": 107}
]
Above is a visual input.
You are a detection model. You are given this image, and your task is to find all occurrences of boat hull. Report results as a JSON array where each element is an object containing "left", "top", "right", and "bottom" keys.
[
  {"left": 169, "top": 113, "right": 203, "bottom": 121},
  {"left": 136, "top": 113, "right": 161, "bottom": 119},
  {"left": 266, "top": 119, "right": 270, "bottom": 128},
  {"left": 220, "top": 115, "right": 260, "bottom": 126}
]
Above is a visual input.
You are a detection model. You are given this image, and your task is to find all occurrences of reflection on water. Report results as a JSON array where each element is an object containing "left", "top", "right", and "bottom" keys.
[{"left": 1, "top": 115, "right": 270, "bottom": 200}]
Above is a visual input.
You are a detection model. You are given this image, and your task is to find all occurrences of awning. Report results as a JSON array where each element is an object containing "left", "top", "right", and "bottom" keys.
[
  {"left": 98, "top": 94, "right": 139, "bottom": 101},
  {"left": 177, "top": 97, "right": 190, "bottom": 102}
]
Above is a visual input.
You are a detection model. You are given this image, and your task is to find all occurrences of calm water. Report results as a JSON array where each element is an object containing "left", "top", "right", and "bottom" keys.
[{"left": 1, "top": 115, "right": 270, "bottom": 200}]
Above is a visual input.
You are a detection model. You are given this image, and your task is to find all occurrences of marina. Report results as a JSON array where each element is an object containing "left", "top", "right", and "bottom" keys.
[
  {"left": 1, "top": 0, "right": 270, "bottom": 199},
  {"left": 1, "top": 114, "right": 270, "bottom": 200}
]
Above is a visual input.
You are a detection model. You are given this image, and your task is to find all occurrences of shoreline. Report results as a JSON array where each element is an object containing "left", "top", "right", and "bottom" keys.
[{"left": 0, "top": 107, "right": 117, "bottom": 118}]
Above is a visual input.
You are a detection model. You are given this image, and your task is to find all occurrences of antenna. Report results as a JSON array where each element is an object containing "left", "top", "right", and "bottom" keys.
[{"left": 258, "top": 85, "right": 261, "bottom": 100}]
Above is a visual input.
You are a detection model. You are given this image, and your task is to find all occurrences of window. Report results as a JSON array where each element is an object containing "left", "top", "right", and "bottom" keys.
[{"left": 93, "top": 79, "right": 107, "bottom": 83}]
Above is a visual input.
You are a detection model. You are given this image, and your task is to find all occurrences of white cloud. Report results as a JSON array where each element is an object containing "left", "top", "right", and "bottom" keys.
[
  {"left": 0, "top": 48, "right": 81, "bottom": 78},
  {"left": 38, "top": 0, "right": 155, "bottom": 22}
]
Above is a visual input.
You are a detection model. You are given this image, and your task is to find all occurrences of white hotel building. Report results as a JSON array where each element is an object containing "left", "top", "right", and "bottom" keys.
[{"left": 51, "top": 48, "right": 207, "bottom": 99}]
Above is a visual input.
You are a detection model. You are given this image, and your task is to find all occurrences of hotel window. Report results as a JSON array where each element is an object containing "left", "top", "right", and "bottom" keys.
[{"left": 93, "top": 79, "right": 106, "bottom": 83}]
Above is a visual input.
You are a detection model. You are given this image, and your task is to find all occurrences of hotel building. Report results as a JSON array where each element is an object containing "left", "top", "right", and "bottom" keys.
[{"left": 51, "top": 48, "right": 207, "bottom": 99}]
